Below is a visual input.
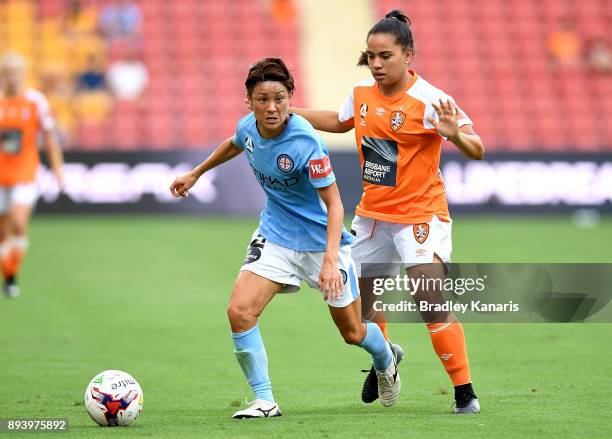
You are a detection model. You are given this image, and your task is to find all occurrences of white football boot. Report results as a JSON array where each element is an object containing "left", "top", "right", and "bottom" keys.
[
  {"left": 454, "top": 397, "right": 481, "bottom": 414},
  {"left": 362, "top": 342, "right": 404, "bottom": 403},
  {"left": 375, "top": 341, "right": 401, "bottom": 407},
  {"left": 232, "top": 399, "right": 282, "bottom": 419},
  {"left": 453, "top": 383, "right": 480, "bottom": 414},
  {"left": 4, "top": 281, "right": 20, "bottom": 299}
]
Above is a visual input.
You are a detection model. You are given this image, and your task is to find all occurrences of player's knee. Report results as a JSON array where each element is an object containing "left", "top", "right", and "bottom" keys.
[
  {"left": 226, "top": 302, "right": 256, "bottom": 328},
  {"left": 11, "top": 222, "right": 27, "bottom": 236},
  {"left": 340, "top": 327, "right": 365, "bottom": 346}
]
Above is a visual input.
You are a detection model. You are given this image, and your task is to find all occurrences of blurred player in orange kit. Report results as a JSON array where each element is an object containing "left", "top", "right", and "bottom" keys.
[
  {"left": 290, "top": 10, "right": 485, "bottom": 413},
  {"left": 0, "top": 51, "right": 64, "bottom": 298}
]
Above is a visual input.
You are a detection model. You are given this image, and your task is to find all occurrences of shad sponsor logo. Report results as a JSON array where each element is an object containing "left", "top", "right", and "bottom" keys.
[{"left": 251, "top": 164, "right": 300, "bottom": 191}]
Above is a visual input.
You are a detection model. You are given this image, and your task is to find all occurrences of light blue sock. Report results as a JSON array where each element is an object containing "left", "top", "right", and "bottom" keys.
[
  {"left": 232, "top": 323, "right": 274, "bottom": 403},
  {"left": 359, "top": 322, "right": 392, "bottom": 371}
]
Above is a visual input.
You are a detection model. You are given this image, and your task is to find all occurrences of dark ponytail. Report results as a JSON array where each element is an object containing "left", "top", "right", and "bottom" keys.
[{"left": 357, "top": 10, "right": 415, "bottom": 66}]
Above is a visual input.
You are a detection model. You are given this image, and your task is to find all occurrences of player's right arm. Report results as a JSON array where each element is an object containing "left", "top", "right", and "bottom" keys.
[
  {"left": 170, "top": 136, "right": 242, "bottom": 198},
  {"left": 289, "top": 108, "right": 353, "bottom": 133}
]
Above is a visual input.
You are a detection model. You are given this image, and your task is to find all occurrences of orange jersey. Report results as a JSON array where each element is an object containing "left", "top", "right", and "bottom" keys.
[
  {"left": 338, "top": 71, "right": 472, "bottom": 224},
  {"left": 0, "top": 89, "right": 54, "bottom": 186}
]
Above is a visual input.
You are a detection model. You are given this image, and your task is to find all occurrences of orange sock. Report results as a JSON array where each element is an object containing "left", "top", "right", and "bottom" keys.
[
  {"left": 1, "top": 256, "right": 12, "bottom": 279},
  {"left": 1, "top": 237, "right": 28, "bottom": 279},
  {"left": 1, "top": 242, "right": 13, "bottom": 279},
  {"left": 10, "top": 246, "right": 25, "bottom": 275},
  {"left": 427, "top": 321, "right": 471, "bottom": 386},
  {"left": 376, "top": 321, "right": 389, "bottom": 340}
]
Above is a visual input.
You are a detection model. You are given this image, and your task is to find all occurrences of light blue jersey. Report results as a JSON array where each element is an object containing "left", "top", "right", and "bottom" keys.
[{"left": 232, "top": 113, "right": 354, "bottom": 252}]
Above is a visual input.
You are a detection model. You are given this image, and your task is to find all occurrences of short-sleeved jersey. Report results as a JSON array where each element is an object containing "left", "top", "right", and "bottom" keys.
[
  {"left": 232, "top": 113, "right": 354, "bottom": 252},
  {"left": 338, "top": 71, "right": 472, "bottom": 224},
  {"left": 0, "top": 89, "right": 55, "bottom": 186}
]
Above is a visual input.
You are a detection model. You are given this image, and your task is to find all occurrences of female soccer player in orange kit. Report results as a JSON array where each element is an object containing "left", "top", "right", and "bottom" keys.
[
  {"left": 290, "top": 10, "right": 485, "bottom": 413},
  {"left": 0, "top": 52, "right": 64, "bottom": 297}
]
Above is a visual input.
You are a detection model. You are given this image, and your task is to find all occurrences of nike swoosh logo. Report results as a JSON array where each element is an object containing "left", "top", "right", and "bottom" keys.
[{"left": 256, "top": 405, "right": 277, "bottom": 417}]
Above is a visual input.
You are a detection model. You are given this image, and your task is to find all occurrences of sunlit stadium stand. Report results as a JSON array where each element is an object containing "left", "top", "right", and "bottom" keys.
[
  {"left": 1, "top": 0, "right": 303, "bottom": 149},
  {"left": 0, "top": 0, "right": 609, "bottom": 151},
  {"left": 377, "top": 0, "right": 612, "bottom": 151}
]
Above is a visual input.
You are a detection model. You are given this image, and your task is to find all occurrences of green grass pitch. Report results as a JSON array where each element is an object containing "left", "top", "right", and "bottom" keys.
[{"left": 0, "top": 215, "right": 610, "bottom": 438}]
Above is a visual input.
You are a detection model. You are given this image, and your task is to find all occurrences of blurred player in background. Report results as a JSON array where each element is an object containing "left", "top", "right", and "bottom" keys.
[
  {"left": 290, "top": 10, "right": 485, "bottom": 413},
  {"left": 0, "top": 51, "right": 64, "bottom": 298},
  {"left": 170, "top": 58, "right": 402, "bottom": 418}
]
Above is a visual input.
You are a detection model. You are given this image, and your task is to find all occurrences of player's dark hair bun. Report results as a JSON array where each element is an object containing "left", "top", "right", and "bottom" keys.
[
  {"left": 357, "top": 9, "right": 415, "bottom": 66},
  {"left": 384, "top": 10, "right": 411, "bottom": 26}
]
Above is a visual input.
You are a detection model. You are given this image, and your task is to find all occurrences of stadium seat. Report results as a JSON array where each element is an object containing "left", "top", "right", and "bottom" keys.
[
  {"left": 371, "top": 0, "right": 612, "bottom": 151},
  {"left": 4, "top": 0, "right": 607, "bottom": 151},
  {"left": 21, "top": 0, "right": 282, "bottom": 148}
]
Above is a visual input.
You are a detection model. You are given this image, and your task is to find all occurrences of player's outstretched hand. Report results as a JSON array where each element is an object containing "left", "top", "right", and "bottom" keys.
[
  {"left": 428, "top": 99, "right": 460, "bottom": 140},
  {"left": 170, "top": 171, "right": 198, "bottom": 198},
  {"left": 319, "top": 259, "right": 344, "bottom": 303}
]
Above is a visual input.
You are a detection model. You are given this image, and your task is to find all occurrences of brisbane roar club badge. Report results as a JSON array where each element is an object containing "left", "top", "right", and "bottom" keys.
[
  {"left": 413, "top": 223, "right": 429, "bottom": 244},
  {"left": 390, "top": 111, "right": 406, "bottom": 132}
]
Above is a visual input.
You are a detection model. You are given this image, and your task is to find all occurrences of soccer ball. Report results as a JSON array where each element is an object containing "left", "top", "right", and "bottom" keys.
[{"left": 84, "top": 370, "right": 143, "bottom": 427}]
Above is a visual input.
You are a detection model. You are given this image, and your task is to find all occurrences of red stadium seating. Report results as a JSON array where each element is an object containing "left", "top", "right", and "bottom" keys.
[
  {"left": 7, "top": 0, "right": 609, "bottom": 151},
  {"left": 65, "top": 0, "right": 302, "bottom": 150},
  {"left": 376, "top": 0, "right": 612, "bottom": 151}
]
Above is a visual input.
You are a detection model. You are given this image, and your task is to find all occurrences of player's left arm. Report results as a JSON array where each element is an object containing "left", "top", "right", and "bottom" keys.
[
  {"left": 42, "top": 127, "right": 64, "bottom": 189},
  {"left": 316, "top": 182, "right": 345, "bottom": 302},
  {"left": 36, "top": 92, "right": 65, "bottom": 188},
  {"left": 428, "top": 99, "right": 485, "bottom": 160}
]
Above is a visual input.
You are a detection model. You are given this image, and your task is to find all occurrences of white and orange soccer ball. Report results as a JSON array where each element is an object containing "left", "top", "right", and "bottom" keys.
[{"left": 84, "top": 370, "right": 143, "bottom": 427}]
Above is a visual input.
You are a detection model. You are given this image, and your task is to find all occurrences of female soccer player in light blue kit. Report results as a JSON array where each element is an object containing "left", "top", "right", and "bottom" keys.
[{"left": 170, "top": 58, "right": 401, "bottom": 418}]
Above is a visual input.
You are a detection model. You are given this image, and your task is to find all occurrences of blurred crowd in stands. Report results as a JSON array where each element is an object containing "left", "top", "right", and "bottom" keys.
[
  {"left": 547, "top": 16, "right": 612, "bottom": 71},
  {"left": 36, "top": 0, "right": 147, "bottom": 147},
  {"left": 0, "top": 0, "right": 297, "bottom": 149},
  {"left": 1, "top": 0, "right": 609, "bottom": 151}
]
